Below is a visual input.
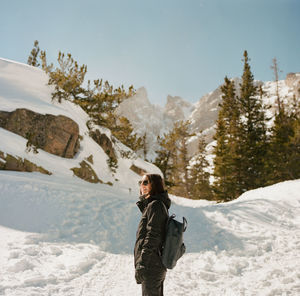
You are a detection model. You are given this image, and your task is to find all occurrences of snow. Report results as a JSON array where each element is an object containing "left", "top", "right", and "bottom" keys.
[
  {"left": 0, "top": 57, "right": 300, "bottom": 295},
  {"left": 0, "top": 173, "right": 299, "bottom": 295}
]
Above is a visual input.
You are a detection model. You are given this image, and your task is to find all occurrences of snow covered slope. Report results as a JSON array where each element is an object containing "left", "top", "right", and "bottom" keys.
[
  {"left": 0, "top": 172, "right": 299, "bottom": 295},
  {"left": 0, "top": 57, "right": 160, "bottom": 190}
]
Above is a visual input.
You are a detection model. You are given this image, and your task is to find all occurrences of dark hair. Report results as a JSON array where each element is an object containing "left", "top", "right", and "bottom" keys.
[{"left": 145, "top": 174, "right": 165, "bottom": 196}]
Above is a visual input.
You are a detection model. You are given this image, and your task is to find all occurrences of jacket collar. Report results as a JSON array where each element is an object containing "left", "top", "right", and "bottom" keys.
[{"left": 136, "top": 191, "right": 171, "bottom": 213}]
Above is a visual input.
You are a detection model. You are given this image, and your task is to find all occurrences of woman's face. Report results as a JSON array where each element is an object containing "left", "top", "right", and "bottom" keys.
[{"left": 139, "top": 175, "right": 151, "bottom": 197}]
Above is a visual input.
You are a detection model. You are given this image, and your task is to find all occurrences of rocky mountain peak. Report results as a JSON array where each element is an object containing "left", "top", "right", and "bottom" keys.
[
  {"left": 285, "top": 72, "right": 300, "bottom": 94},
  {"left": 164, "top": 95, "right": 195, "bottom": 122}
]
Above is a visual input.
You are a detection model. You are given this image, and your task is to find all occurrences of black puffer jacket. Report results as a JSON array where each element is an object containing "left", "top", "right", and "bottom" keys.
[{"left": 134, "top": 191, "right": 171, "bottom": 271}]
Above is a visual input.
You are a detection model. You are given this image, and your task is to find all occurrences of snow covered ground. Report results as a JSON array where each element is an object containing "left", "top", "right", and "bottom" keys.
[{"left": 0, "top": 172, "right": 299, "bottom": 296}]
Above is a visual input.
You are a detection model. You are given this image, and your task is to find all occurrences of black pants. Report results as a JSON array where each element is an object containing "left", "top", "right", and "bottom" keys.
[{"left": 141, "top": 268, "right": 166, "bottom": 296}]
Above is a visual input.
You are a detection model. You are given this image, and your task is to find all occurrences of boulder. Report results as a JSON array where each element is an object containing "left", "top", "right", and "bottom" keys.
[
  {"left": 0, "top": 151, "right": 51, "bottom": 175},
  {"left": 71, "top": 160, "right": 102, "bottom": 183},
  {"left": 0, "top": 108, "right": 79, "bottom": 158}
]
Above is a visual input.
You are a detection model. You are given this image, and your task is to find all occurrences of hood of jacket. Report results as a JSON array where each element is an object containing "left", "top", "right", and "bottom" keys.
[{"left": 136, "top": 191, "right": 171, "bottom": 213}]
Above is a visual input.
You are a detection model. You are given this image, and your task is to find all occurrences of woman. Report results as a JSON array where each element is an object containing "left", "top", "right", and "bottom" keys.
[{"left": 134, "top": 174, "right": 171, "bottom": 296}]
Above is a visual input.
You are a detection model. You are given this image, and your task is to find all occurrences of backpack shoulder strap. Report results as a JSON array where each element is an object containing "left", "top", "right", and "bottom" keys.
[
  {"left": 182, "top": 217, "right": 187, "bottom": 232},
  {"left": 160, "top": 200, "right": 169, "bottom": 217}
]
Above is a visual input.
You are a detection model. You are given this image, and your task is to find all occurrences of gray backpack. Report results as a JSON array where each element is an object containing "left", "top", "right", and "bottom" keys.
[{"left": 161, "top": 203, "right": 187, "bottom": 269}]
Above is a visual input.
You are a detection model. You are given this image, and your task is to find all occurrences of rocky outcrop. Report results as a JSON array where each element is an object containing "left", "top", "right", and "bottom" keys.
[
  {"left": 186, "top": 85, "right": 223, "bottom": 155},
  {"left": 71, "top": 160, "right": 102, "bottom": 184},
  {"left": 189, "top": 87, "right": 222, "bottom": 136},
  {"left": 130, "top": 164, "right": 147, "bottom": 176},
  {"left": 90, "top": 129, "right": 116, "bottom": 161},
  {"left": 0, "top": 108, "right": 79, "bottom": 158},
  {"left": 0, "top": 151, "right": 51, "bottom": 175}
]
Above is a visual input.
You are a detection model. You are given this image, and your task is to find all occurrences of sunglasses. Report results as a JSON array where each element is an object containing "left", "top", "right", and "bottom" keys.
[{"left": 138, "top": 180, "right": 149, "bottom": 186}]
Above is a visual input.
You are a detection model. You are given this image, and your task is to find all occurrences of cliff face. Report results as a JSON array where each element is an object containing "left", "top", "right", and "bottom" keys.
[{"left": 164, "top": 95, "right": 195, "bottom": 122}]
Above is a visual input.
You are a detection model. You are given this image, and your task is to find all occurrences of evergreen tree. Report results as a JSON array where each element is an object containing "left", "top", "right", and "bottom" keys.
[
  {"left": 154, "top": 136, "right": 171, "bottom": 182},
  {"left": 170, "top": 120, "right": 192, "bottom": 198},
  {"left": 288, "top": 101, "right": 300, "bottom": 178},
  {"left": 27, "top": 40, "right": 40, "bottom": 67},
  {"left": 213, "top": 77, "right": 241, "bottom": 201},
  {"left": 112, "top": 116, "right": 143, "bottom": 153},
  {"left": 238, "top": 50, "right": 268, "bottom": 192},
  {"left": 267, "top": 95, "right": 300, "bottom": 183},
  {"left": 213, "top": 51, "right": 268, "bottom": 201},
  {"left": 213, "top": 111, "right": 229, "bottom": 200},
  {"left": 189, "top": 134, "right": 213, "bottom": 200},
  {"left": 155, "top": 120, "right": 193, "bottom": 197},
  {"left": 40, "top": 49, "right": 140, "bottom": 152},
  {"left": 40, "top": 50, "right": 53, "bottom": 73},
  {"left": 79, "top": 79, "right": 140, "bottom": 151},
  {"left": 265, "top": 58, "right": 300, "bottom": 184},
  {"left": 268, "top": 110, "right": 293, "bottom": 182},
  {"left": 48, "top": 52, "right": 87, "bottom": 103},
  {"left": 154, "top": 128, "right": 179, "bottom": 189},
  {"left": 142, "top": 133, "right": 148, "bottom": 160},
  {"left": 80, "top": 79, "right": 135, "bottom": 126},
  {"left": 257, "top": 85, "right": 270, "bottom": 186}
]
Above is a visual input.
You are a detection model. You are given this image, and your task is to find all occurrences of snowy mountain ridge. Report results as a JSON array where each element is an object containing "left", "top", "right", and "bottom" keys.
[{"left": 117, "top": 75, "right": 299, "bottom": 158}]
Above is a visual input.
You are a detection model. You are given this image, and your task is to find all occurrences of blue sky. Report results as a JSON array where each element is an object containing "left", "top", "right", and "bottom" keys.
[{"left": 1, "top": 0, "right": 299, "bottom": 105}]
